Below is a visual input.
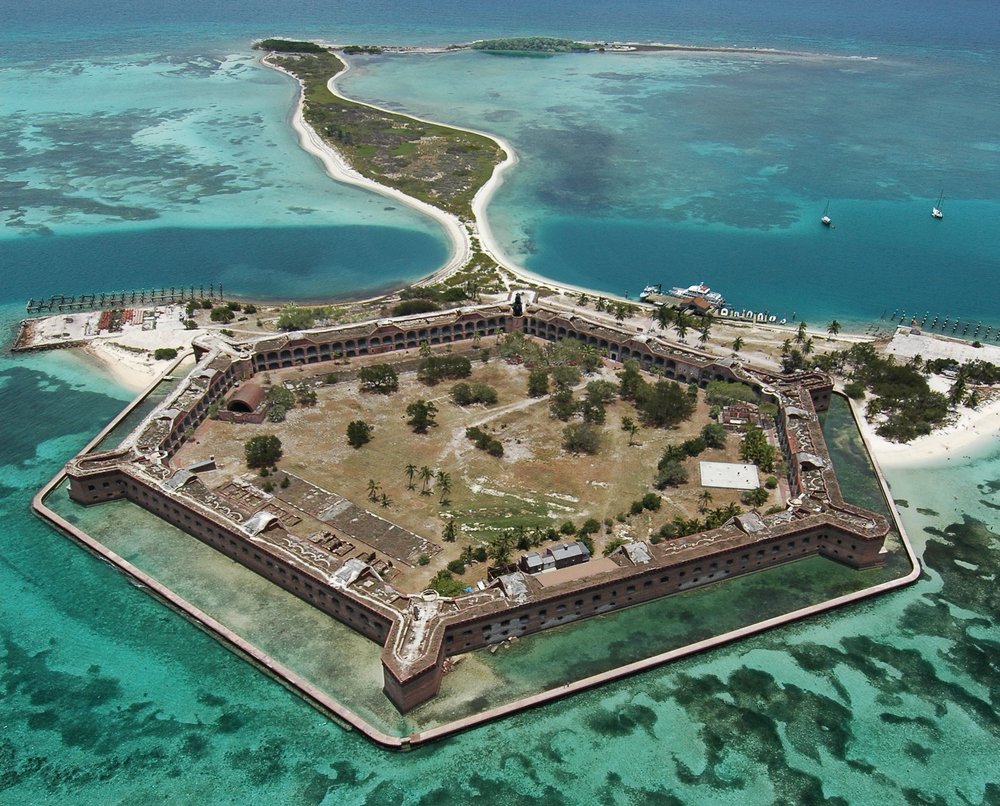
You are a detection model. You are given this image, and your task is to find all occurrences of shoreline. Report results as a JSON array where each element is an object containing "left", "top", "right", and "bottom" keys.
[
  {"left": 262, "top": 55, "right": 472, "bottom": 280},
  {"left": 860, "top": 392, "right": 1000, "bottom": 468}
]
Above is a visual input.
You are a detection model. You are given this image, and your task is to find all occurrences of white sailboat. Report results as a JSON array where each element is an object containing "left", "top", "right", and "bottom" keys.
[
  {"left": 932, "top": 191, "right": 944, "bottom": 219},
  {"left": 820, "top": 200, "right": 832, "bottom": 227}
]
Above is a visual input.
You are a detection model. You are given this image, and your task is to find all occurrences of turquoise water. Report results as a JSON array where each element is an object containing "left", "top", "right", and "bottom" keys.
[
  {"left": 343, "top": 49, "right": 1000, "bottom": 328},
  {"left": 2, "top": 1, "right": 999, "bottom": 802}
]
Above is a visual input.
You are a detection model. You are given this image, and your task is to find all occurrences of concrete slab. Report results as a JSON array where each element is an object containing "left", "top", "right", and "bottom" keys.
[{"left": 699, "top": 461, "right": 760, "bottom": 490}]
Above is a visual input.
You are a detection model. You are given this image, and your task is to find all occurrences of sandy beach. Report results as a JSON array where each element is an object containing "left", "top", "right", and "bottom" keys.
[{"left": 263, "top": 56, "right": 472, "bottom": 279}]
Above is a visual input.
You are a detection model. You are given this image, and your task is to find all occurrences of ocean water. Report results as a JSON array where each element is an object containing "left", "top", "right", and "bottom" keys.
[{"left": 2, "top": 1, "right": 999, "bottom": 802}]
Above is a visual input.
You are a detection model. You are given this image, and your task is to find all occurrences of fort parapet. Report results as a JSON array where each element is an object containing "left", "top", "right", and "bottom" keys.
[{"left": 61, "top": 298, "right": 888, "bottom": 713}]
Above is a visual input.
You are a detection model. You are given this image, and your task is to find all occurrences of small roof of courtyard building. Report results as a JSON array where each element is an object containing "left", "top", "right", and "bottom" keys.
[
  {"left": 548, "top": 541, "right": 591, "bottom": 567},
  {"left": 227, "top": 382, "right": 265, "bottom": 413},
  {"left": 518, "top": 541, "right": 592, "bottom": 574}
]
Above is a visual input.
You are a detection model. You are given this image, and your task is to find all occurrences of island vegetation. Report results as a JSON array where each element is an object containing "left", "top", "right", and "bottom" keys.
[
  {"left": 261, "top": 43, "right": 504, "bottom": 220},
  {"left": 470, "top": 37, "right": 592, "bottom": 55}
]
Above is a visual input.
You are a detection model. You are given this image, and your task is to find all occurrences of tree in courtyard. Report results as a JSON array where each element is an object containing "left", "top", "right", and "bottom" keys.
[
  {"left": 442, "top": 519, "right": 457, "bottom": 543},
  {"left": 740, "top": 427, "right": 776, "bottom": 472},
  {"left": 550, "top": 364, "right": 582, "bottom": 390},
  {"left": 732, "top": 336, "right": 744, "bottom": 353},
  {"left": 244, "top": 435, "right": 282, "bottom": 469},
  {"left": 636, "top": 379, "right": 696, "bottom": 428},
  {"left": 701, "top": 422, "right": 728, "bottom": 449},
  {"left": 404, "top": 463, "right": 417, "bottom": 490},
  {"left": 617, "top": 359, "right": 645, "bottom": 401},
  {"left": 358, "top": 363, "right": 398, "bottom": 394},
  {"left": 549, "top": 388, "right": 577, "bottom": 421},
  {"left": 346, "top": 419, "right": 374, "bottom": 448},
  {"left": 562, "top": 422, "right": 601, "bottom": 454},
  {"left": 697, "top": 489, "right": 714, "bottom": 514},
  {"left": 527, "top": 367, "right": 549, "bottom": 398},
  {"left": 827, "top": 320, "right": 841, "bottom": 338},
  {"left": 367, "top": 479, "right": 380, "bottom": 503},
  {"left": 406, "top": 399, "right": 438, "bottom": 433},
  {"left": 419, "top": 465, "right": 434, "bottom": 495}
]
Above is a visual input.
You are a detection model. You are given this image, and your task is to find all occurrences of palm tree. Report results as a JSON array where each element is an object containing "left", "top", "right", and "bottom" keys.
[
  {"left": 803, "top": 337, "right": 815, "bottom": 354},
  {"left": 795, "top": 321, "right": 808, "bottom": 344},
  {"left": 675, "top": 313, "right": 690, "bottom": 342},
  {"left": 443, "top": 519, "right": 457, "bottom": 542},
  {"left": 781, "top": 338, "right": 792, "bottom": 356},
  {"left": 380, "top": 492, "right": 391, "bottom": 508},
  {"left": 366, "top": 479, "right": 379, "bottom": 502},
  {"left": 419, "top": 465, "right": 434, "bottom": 496},
  {"left": 827, "top": 319, "right": 841, "bottom": 338},
  {"left": 436, "top": 471, "right": 452, "bottom": 505},
  {"left": 404, "top": 463, "right": 417, "bottom": 490},
  {"left": 698, "top": 324, "right": 711, "bottom": 346},
  {"left": 621, "top": 415, "right": 640, "bottom": 446},
  {"left": 732, "top": 336, "right": 744, "bottom": 353},
  {"left": 697, "top": 489, "right": 714, "bottom": 514},
  {"left": 656, "top": 304, "right": 675, "bottom": 332}
]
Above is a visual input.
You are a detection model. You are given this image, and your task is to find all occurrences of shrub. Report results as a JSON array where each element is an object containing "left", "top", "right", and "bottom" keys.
[
  {"left": 280, "top": 475, "right": 290, "bottom": 489},
  {"left": 446, "top": 559, "right": 466, "bottom": 575},
  {"left": 641, "top": 493, "right": 661, "bottom": 511},
  {"left": 764, "top": 475, "right": 778, "bottom": 489},
  {"left": 844, "top": 380, "right": 866, "bottom": 399},
  {"left": 391, "top": 299, "right": 440, "bottom": 317},
  {"left": 153, "top": 347, "right": 178, "bottom": 360},
  {"left": 346, "top": 420, "right": 374, "bottom": 448},
  {"left": 579, "top": 518, "right": 601, "bottom": 536},
  {"left": 741, "top": 487, "right": 770, "bottom": 507},
  {"left": 472, "top": 546, "right": 488, "bottom": 563},
  {"left": 655, "top": 461, "right": 688, "bottom": 488},
  {"left": 245, "top": 435, "right": 282, "bottom": 468},
  {"left": 527, "top": 368, "right": 549, "bottom": 397},
  {"left": 262, "top": 481, "right": 274, "bottom": 493},
  {"left": 682, "top": 437, "right": 707, "bottom": 457},
  {"left": 417, "top": 554, "right": 430, "bottom": 566},
  {"left": 559, "top": 521, "right": 576, "bottom": 535},
  {"left": 649, "top": 533, "right": 664, "bottom": 545},
  {"left": 705, "top": 380, "right": 758, "bottom": 406},
  {"left": 210, "top": 306, "right": 234, "bottom": 323},
  {"left": 359, "top": 364, "right": 398, "bottom": 394},
  {"left": 430, "top": 570, "right": 466, "bottom": 597},
  {"left": 418, "top": 354, "right": 472, "bottom": 384},
  {"left": 452, "top": 382, "right": 498, "bottom": 406},
  {"left": 658, "top": 522, "right": 678, "bottom": 538},
  {"left": 701, "top": 423, "right": 728, "bottom": 449},
  {"left": 562, "top": 422, "right": 601, "bottom": 454},
  {"left": 276, "top": 305, "right": 315, "bottom": 331},
  {"left": 243, "top": 304, "right": 257, "bottom": 314},
  {"left": 578, "top": 535, "right": 595, "bottom": 555},
  {"left": 603, "top": 538, "right": 627, "bottom": 557},
  {"left": 629, "top": 500, "right": 644, "bottom": 516},
  {"left": 323, "top": 372, "right": 339, "bottom": 385}
]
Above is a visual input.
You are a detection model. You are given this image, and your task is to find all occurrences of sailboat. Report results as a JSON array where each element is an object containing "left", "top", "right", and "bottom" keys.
[
  {"left": 820, "top": 200, "right": 832, "bottom": 227},
  {"left": 932, "top": 191, "right": 944, "bottom": 219}
]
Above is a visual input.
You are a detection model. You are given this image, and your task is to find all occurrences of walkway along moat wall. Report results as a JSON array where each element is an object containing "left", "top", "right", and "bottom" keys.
[{"left": 55, "top": 301, "right": 900, "bottom": 720}]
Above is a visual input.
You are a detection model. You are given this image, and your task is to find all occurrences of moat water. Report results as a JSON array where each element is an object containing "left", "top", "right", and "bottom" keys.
[{"left": 2, "top": 0, "right": 999, "bottom": 802}]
